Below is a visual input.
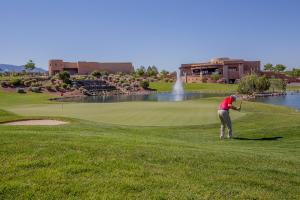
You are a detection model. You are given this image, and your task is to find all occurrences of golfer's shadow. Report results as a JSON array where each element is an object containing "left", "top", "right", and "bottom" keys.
[{"left": 233, "top": 136, "right": 282, "bottom": 141}]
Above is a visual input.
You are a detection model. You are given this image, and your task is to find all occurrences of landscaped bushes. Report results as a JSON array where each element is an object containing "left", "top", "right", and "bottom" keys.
[
  {"left": 58, "top": 71, "right": 71, "bottom": 84},
  {"left": 140, "top": 80, "right": 149, "bottom": 89},
  {"left": 237, "top": 74, "right": 271, "bottom": 94},
  {"left": 210, "top": 74, "right": 221, "bottom": 82},
  {"left": 270, "top": 78, "right": 287, "bottom": 92},
  {"left": 9, "top": 78, "right": 22, "bottom": 87}
]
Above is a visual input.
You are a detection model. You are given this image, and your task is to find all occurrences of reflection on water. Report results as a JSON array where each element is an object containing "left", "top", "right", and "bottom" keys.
[
  {"left": 56, "top": 92, "right": 227, "bottom": 103},
  {"left": 255, "top": 92, "right": 300, "bottom": 111}
]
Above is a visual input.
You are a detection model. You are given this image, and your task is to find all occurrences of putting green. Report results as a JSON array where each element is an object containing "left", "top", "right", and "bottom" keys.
[{"left": 7, "top": 100, "right": 245, "bottom": 126}]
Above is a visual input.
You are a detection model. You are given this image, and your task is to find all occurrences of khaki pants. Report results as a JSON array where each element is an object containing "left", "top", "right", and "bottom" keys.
[{"left": 218, "top": 110, "right": 232, "bottom": 139}]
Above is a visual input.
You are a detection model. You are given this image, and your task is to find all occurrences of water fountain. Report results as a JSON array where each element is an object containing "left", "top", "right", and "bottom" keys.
[{"left": 172, "top": 71, "right": 184, "bottom": 101}]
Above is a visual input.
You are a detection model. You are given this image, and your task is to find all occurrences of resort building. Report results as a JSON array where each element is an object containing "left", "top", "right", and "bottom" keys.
[
  {"left": 48, "top": 60, "right": 134, "bottom": 75},
  {"left": 180, "top": 57, "right": 260, "bottom": 83}
]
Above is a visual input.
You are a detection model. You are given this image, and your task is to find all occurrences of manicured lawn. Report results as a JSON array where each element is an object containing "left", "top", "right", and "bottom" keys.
[
  {"left": 0, "top": 90, "right": 300, "bottom": 199},
  {"left": 150, "top": 82, "right": 238, "bottom": 92},
  {"left": 287, "top": 85, "right": 300, "bottom": 91},
  {"left": 7, "top": 100, "right": 245, "bottom": 126},
  {"left": 0, "top": 90, "right": 54, "bottom": 107}
]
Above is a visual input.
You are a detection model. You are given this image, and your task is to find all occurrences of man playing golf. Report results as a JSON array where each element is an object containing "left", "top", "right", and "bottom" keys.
[{"left": 218, "top": 95, "right": 241, "bottom": 139}]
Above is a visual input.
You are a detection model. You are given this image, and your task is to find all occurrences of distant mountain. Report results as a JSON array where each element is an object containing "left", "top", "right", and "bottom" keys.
[{"left": 0, "top": 64, "right": 47, "bottom": 73}]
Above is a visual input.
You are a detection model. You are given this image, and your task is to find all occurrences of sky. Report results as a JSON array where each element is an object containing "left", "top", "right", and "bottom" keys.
[{"left": 0, "top": 0, "right": 300, "bottom": 71}]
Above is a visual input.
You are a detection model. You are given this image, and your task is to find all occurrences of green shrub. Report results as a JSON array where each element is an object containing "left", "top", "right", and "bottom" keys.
[
  {"left": 140, "top": 80, "right": 149, "bottom": 89},
  {"left": 270, "top": 79, "right": 287, "bottom": 92},
  {"left": 210, "top": 74, "right": 221, "bottom": 81},
  {"left": 91, "top": 71, "right": 102, "bottom": 77},
  {"left": 62, "top": 83, "right": 68, "bottom": 89},
  {"left": 9, "top": 78, "right": 22, "bottom": 87},
  {"left": 58, "top": 71, "right": 71, "bottom": 84},
  {"left": 237, "top": 74, "right": 258, "bottom": 94},
  {"left": 256, "top": 76, "right": 271, "bottom": 92},
  {"left": 237, "top": 74, "right": 271, "bottom": 94}
]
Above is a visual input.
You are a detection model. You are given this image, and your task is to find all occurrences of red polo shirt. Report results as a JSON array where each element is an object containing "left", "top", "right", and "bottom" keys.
[{"left": 219, "top": 96, "right": 233, "bottom": 110}]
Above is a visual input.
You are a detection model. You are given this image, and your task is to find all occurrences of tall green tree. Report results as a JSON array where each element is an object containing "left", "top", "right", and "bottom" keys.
[
  {"left": 147, "top": 66, "right": 155, "bottom": 76},
  {"left": 274, "top": 64, "right": 286, "bottom": 72},
  {"left": 151, "top": 65, "right": 158, "bottom": 76},
  {"left": 264, "top": 63, "right": 273, "bottom": 71},
  {"left": 24, "top": 60, "right": 35, "bottom": 72},
  {"left": 292, "top": 68, "right": 300, "bottom": 77},
  {"left": 160, "top": 70, "right": 169, "bottom": 78},
  {"left": 136, "top": 66, "right": 146, "bottom": 76}
]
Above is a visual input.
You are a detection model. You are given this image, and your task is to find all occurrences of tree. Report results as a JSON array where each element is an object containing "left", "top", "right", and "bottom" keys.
[
  {"left": 136, "top": 66, "right": 146, "bottom": 76},
  {"left": 264, "top": 63, "right": 273, "bottom": 71},
  {"left": 160, "top": 70, "right": 169, "bottom": 78},
  {"left": 58, "top": 71, "right": 71, "bottom": 84},
  {"left": 286, "top": 68, "right": 300, "bottom": 77},
  {"left": 151, "top": 65, "right": 158, "bottom": 75},
  {"left": 274, "top": 64, "right": 286, "bottom": 72},
  {"left": 91, "top": 70, "right": 102, "bottom": 78},
  {"left": 292, "top": 68, "right": 300, "bottom": 77},
  {"left": 147, "top": 66, "right": 155, "bottom": 76},
  {"left": 24, "top": 60, "right": 35, "bottom": 72}
]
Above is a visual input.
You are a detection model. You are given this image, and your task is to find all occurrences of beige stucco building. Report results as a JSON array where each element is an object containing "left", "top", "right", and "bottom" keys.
[
  {"left": 48, "top": 60, "right": 134, "bottom": 75},
  {"left": 180, "top": 57, "right": 260, "bottom": 83}
]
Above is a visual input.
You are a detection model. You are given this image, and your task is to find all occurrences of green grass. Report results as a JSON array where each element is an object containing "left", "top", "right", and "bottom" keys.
[
  {"left": 7, "top": 100, "right": 245, "bottom": 126},
  {"left": 150, "top": 82, "right": 238, "bottom": 92},
  {"left": 0, "top": 90, "right": 54, "bottom": 107},
  {"left": 0, "top": 90, "right": 300, "bottom": 199},
  {"left": 287, "top": 85, "right": 300, "bottom": 91}
]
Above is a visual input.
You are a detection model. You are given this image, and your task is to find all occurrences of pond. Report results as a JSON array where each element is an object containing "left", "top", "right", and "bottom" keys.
[
  {"left": 256, "top": 92, "right": 300, "bottom": 111},
  {"left": 54, "top": 91, "right": 300, "bottom": 111},
  {"left": 55, "top": 92, "right": 228, "bottom": 103}
]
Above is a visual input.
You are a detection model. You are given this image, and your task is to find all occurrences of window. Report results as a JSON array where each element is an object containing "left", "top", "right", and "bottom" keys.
[{"left": 229, "top": 67, "right": 238, "bottom": 72}]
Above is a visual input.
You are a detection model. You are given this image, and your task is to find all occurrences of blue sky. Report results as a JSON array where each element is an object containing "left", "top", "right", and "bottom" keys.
[{"left": 0, "top": 0, "right": 300, "bottom": 71}]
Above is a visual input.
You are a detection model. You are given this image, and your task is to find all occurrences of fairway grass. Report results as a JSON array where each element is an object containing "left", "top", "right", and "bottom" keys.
[{"left": 0, "top": 90, "right": 300, "bottom": 199}]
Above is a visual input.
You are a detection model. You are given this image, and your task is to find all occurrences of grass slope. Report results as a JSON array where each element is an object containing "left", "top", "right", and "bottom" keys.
[
  {"left": 150, "top": 82, "right": 238, "bottom": 92},
  {"left": 0, "top": 90, "right": 300, "bottom": 199}
]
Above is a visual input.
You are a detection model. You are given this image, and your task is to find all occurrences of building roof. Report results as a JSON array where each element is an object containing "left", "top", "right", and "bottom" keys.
[{"left": 180, "top": 57, "right": 258, "bottom": 69}]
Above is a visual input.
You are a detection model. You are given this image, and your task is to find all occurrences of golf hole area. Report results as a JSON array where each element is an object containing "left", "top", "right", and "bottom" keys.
[{"left": 2, "top": 119, "right": 68, "bottom": 126}]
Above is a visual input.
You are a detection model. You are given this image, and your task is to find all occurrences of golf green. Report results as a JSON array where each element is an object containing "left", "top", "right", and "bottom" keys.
[{"left": 7, "top": 100, "right": 245, "bottom": 126}]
